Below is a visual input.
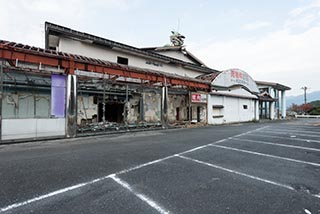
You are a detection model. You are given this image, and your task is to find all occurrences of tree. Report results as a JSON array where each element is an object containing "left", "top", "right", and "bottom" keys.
[
  {"left": 300, "top": 103, "right": 313, "bottom": 114},
  {"left": 288, "top": 103, "right": 300, "bottom": 112}
]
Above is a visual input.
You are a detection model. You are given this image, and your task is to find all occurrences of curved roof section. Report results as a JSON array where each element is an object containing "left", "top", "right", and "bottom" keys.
[{"left": 197, "top": 68, "right": 259, "bottom": 93}]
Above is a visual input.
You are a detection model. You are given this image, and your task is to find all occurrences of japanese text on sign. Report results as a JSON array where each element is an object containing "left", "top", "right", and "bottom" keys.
[
  {"left": 230, "top": 70, "right": 249, "bottom": 85},
  {"left": 191, "top": 93, "right": 207, "bottom": 103}
]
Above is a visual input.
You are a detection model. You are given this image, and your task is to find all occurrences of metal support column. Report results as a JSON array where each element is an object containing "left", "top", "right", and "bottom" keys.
[
  {"left": 188, "top": 91, "right": 192, "bottom": 122},
  {"left": 161, "top": 85, "right": 168, "bottom": 128},
  {"left": 0, "top": 60, "right": 3, "bottom": 142},
  {"left": 103, "top": 75, "right": 106, "bottom": 132},
  {"left": 281, "top": 90, "right": 286, "bottom": 118},
  {"left": 139, "top": 94, "right": 144, "bottom": 122},
  {"left": 125, "top": 84, "right": 129, "bottom": 129},
  {"left": 66, "top": 74, "right": 77, "bottom": 138}
]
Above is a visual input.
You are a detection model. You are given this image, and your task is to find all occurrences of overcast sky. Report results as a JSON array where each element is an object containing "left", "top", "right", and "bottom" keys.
[{"left": 1, "top": 0, "right": 320, "bottom": 96}]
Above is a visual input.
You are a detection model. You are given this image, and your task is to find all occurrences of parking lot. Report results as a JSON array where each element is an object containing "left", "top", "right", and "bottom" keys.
[{"left": 1, "top": 119, "right": 320, "bottom": 213}]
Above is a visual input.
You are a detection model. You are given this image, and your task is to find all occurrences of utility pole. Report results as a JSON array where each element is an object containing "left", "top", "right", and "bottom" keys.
[{"left": 301, "top": 86, "right": 309, "bottom": 104}]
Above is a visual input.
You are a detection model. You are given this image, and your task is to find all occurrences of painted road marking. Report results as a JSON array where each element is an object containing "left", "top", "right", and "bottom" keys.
[
  {"left": 110, "top": 175, "right": 170, "bottom": 214},
  {"left": 209, "top": 144, "right": 320, "bottom": 167},
  {"left": 256, "top": 130, "right": 320, "bottom": 138},
  {"left": 0, "top": 126, "right": 268, "bottom": 213},
  {"left": 177, "top": 155, "right": 320, "bottom": 199},
  {"left": 176, "top": 155, "right": 295, "bottom": 190},
  {"left": 247, "top": 133, "right": 320, "bottom": 143},
  {"left": 265, "top": 128, "right": 320, "bottom": 135},
  {"left": 231, "top": 138, "right": 320, "bottom": 152},
  {"left": 0, "top": 175, "right": 113, "bottom": 213}
]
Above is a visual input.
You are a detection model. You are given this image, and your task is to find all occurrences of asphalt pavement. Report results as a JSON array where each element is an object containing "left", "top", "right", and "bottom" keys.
[{"left": 0, "top": 119, "right": 319, "bottom": 213}]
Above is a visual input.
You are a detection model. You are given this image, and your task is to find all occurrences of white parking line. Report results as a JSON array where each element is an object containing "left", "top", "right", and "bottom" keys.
[
  {"left": 0, "top": 126, "right": 268, "bottom": 213},
  {"left": 0, "top": 175, "right": 113, "bottom": 213},
  {"left": 231, "top": 138, "right": 320, "bottom": 152},
  {"left": 209, "top": 144, "right": 320, "bottom": 167},
  {"left": 177, "top": 155, "right": 320, "bottom": 199},
  {"left": 265, "top": 128, "right": 320, "bottom": 135},
  {"left": 110, "top": 175, "right": 170, "bottom": 214},
  {"left": 233, "top": 126, "right": 269, "bottom": 137},
  {"left": 176, "top": 155, "right": 295, "bottom": 190},
  {"left": 256, "top": 130, "right": 320, "bottom": 138},
  {"left": 247, "top": 133, "right": 320, "bottom": 143}
]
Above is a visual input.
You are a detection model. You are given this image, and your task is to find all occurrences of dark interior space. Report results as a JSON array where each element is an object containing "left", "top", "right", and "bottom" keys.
[{"left": 98, "top": 102, "right": 124, "bottom": 123}]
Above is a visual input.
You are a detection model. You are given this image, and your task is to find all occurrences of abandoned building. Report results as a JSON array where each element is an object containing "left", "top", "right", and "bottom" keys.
[{"left": 0, "top": 22, "right": 290, "bottom": 142}]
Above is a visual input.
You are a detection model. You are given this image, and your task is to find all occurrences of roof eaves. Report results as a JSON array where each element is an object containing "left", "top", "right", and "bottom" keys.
[
  {"left": 45, "top": 22, "right": 218, "bottom": 74},
  {"left": 256, "top": 80, "right": 291, "bottom": 91}
]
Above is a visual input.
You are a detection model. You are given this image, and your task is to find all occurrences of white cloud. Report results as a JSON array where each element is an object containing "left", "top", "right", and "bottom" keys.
[
  {"left": 0, "top": 0, "right": 140, "bottom": 47},
  {"left": 189, "top": 1, "right": 320, "bottom": 96},
  {"left": 190, "top": 25, "right": 320, "bottom": 96},
  {"left": 286, "top": 0, "right": 320, "bottom": 30},
  {"left": 289, "top": 0, "right": 320, "bottom": 16},
  {"left": 285, "top": 13, "right": 317, "bottom": 29},
  {"left": 242, "top": 21, "right": 272, "bottom": 30}
]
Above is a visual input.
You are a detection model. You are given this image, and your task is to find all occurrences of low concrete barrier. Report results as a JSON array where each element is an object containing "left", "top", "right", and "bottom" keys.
[{"left": 295, "top": 115, "right": 320, "bottom": 118}]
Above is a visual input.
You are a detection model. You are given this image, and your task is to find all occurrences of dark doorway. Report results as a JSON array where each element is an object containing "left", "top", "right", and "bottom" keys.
[
  {"left": 98, "top": 102, "right": 124, "bottom": 123},
  {"left": 176, "top": 107, "right": 180, "bottom": 121},
  {"left": 197, "top": 106, "right": 201, "bottom": 122},
  {"left": 187, "top": 107, "right": 192, "bottom": 121},
  {"left": 106, "top": 103, "right": 124, "bottom": 123},
  {"left": 98, "top": 103, "right": 103, "bottom": 122}
]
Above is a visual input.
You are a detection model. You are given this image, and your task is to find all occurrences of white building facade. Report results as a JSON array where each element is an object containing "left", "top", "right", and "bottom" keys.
[{"left": 198, "top": 69, "right": 260, "bottom": 125}]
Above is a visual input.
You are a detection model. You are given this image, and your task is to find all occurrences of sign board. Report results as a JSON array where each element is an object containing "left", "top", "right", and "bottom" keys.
[
  {"left": 191, "top": 93, "right": 207, "bottom": 103},
  {"left": 212, "top": 69, "right": 259, "bottom": 93}
]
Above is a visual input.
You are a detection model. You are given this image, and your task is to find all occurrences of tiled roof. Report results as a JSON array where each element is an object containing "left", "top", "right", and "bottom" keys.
[
  {"left": 196, "top": 72, "right": 221, "bottom": 82},
  {"left": 0, "top": 40, "right": 211, "bottom": 88}
]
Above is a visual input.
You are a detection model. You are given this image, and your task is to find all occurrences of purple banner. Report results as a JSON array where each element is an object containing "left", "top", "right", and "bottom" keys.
[{"left": 51, "top": 74, "right": 66, "bottom": 118}]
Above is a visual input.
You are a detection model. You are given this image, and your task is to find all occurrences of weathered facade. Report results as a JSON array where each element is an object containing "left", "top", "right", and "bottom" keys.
[
  {"left": 44, "top": 22, "right": 214, "bottom": 130},
  {"left": 0, "top": 22, "right": 291, "bottom": 143},
  {"left": 0, "top": 37, "right": 211, "bottom": 142}
]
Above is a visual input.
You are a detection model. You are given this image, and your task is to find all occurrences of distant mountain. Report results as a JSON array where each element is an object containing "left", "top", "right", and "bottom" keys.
[
  {"left": 286, "top": 91, "right": 320, "bottom": 107},
  {"left": 310, "top": 100, "right": 320, "bottom": 107}
]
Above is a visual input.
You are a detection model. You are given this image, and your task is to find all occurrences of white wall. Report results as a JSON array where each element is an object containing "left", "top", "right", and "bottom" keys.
[
  {"left": 58, "top": 37, "right": 202, "bottom": 78},
  {"left": 2, "top": 118, "right": 66, "bottom": 140},
  {"left": 208, "top": 95, "right": 256, "bottom": 125},
  {"left": 154, "top": 51, "right": 195, "bottom": 64}
]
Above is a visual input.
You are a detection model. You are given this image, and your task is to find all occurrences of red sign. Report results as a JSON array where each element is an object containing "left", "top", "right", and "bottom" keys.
[
  {"left": 230, "top": 69, "right": 249, "bottom": 85},
  {"left": 191, "top": 93, "right": 207, "bottom": 103}
]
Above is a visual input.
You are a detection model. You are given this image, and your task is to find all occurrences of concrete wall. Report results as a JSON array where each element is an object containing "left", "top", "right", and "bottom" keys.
[
  {"left": 167, "top": 94, "right": 188, "bottom": 122},
  {"left": 143, "top": 91, "right": 161, "bottom": 123},
  {"left": 77, "top": 95, "right": 98, "bottom": 124},
  {"left": 2, "top": 118, "right": 66, "bottom": 140},
  {"left": 127, "top": 95, "right": 140, "bottom": 124},
  {"left": 58, "top": 37, "right": 202, "bottom": 78},
  {"left": 154, "top": 51, "right": 195, "bottom": 64},
  {"left": 208, "top": 95, "right": 256, "bottom": 125}
]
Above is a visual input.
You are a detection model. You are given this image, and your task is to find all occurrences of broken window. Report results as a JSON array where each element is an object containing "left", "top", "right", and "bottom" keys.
[
  {"left": 2, "top": 71, "right": 51, "bottom": 119},
  {"left": 117, "top": 56, "right": 129, "bottom": 65}
]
